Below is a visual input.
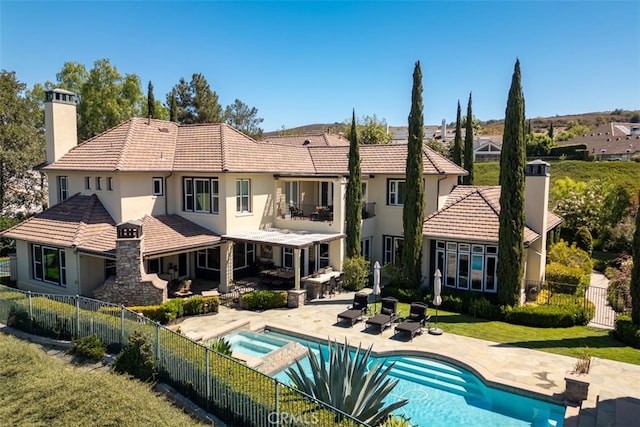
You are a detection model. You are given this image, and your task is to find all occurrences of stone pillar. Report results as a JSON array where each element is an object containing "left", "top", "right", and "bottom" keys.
[
  {"left": 287, "top": 290, "right": 306, "bottom": 308},
  {"left": 116, "top": 221, "right": 144, "bottom": 285}
]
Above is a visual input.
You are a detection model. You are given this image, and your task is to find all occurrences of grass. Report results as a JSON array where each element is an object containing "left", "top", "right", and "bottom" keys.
[
  {"left": 474, "top": 160, "right": 640, "bottom": 203},
  {"left": 370, "top": 301, "right": 640, "bottom": 366},
  {"left": 0, "top": 333, "right": 206, "bottom": 427}
]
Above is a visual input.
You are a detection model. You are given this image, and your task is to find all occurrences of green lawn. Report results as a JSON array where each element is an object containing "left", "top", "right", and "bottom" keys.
[
  {"left": 371, "top": 301, "right": 640, "bottom": 366},
  {"left": 0, "top": 333, "right": 206, "bottom": 426}
]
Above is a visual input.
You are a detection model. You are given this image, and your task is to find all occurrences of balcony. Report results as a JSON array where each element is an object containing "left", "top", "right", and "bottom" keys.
[{"left": 278, "top": 203, "right": 333, "bottom": 222}]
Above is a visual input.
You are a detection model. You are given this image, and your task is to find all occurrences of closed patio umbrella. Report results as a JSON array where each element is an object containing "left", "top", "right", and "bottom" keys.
[
  {"left": 372, "top": 261, "right": 381, "bottom": 302},
  {"left": 429, "top": 269, "right": 443, "bottom": 335}
]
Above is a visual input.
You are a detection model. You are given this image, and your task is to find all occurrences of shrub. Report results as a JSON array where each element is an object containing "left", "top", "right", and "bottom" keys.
[
  {"left": 183, "top": 296, "right": 204, "bottom": 316},
  {"left": 208, "top": 337, "right": 232, "bottom": 356},
  {"left": 547, "top": 240, "right": 593, "bottom": 276},
  {"left": 114, "top": 330, "right": 157, "bottom": 382},
  {"left": 546, "top": 263, "right": 584, "bottom": 293},
  {"left": 504, "top": 304, "right": 592, "bottom": 327},
  {"left": 202, "top": 295, "right": 219, "bottom": 314},
  {"left": 161, "top": 298, "right": 184, "bottom": 320},
  {"left": 342, "top": 256, "right": 370, "bottom": 291},
  {"left": 67, "top": 334, "right": 106, "bottom": 362},
  {"left": 469, "top": 297, "right": 504, "bottom": 320},
  {"left": 381, "top": 286, "right": 420, "bottom": 304},
  {"left": 241, "top": 290, "right": 287, "bottom": 311},
  {"left": 126, "top": 305, "right": 170, "bottom": 324},
  {"left": 440, "top": 294, "right": 464, "bottom": 313},
  {"left": 614, "top": 315, "right": 640, "bottom": 349},
  {"left": 574, "top": 226, "right": 593, "bottom": 256}
]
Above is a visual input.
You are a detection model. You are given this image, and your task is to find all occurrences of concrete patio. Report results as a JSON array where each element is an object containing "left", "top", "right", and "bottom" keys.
[{"left": 176, "top": 289, "right": 640, "bottom": 427}]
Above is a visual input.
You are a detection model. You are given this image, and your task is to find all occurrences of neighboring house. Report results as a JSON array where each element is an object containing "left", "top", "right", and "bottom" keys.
[
  {"left": 259, "top": 133, "right": 350, "bottom": 147},
  {"left": 2, "top": 89, "right": 560, "bottom": 306},
  {"left": 473, "top": 136, "right": 503, "bottom": 162},
  {"left": 556, "top": 122, "right": 640, "bottom": 161},
  {"left": 389, "top": 120, "right": 453, "bottom": 144}
]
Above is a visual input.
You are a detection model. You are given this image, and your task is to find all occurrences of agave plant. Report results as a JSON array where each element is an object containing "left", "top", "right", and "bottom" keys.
[
  {"left": 286, "top": 338, "right": 408, "bottom": 426},
  {"left": 208, "top": 337, "right": 232, "bottom": 356}
]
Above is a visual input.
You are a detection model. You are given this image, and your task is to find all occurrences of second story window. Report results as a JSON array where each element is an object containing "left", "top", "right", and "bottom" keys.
[
  {"left": 85, "top": 177, "right": 91, "bottom": 190},
  {"left": 183, "top": 177, "right": 219, "bottom": 214},
  {"left": 95, "top": 177, "right": 102, "bottom": 191},
  {"left": 387, "top": 179, "right": 405, "bottom": 206},
  {"left": 107, "top": 177, "right": 114, "bottom": 191},
  {"left": 236, "top": 179, "right": 251, "bottom": 213},
  {"left": 152, "top": 177, "right": 163, "bottom": 196},
  {"left": 58, "top": 176, "right": 68, "bottom": 202}
]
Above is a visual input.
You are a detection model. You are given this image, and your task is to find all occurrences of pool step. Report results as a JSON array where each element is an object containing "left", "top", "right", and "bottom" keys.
[{"left": 379, "top": 358, "right": 486, "bottom": 401}]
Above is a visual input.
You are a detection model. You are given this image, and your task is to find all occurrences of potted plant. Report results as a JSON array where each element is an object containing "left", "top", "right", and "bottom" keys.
[{"left": 564, "top": 348, "right": 591, "bottom": 403}]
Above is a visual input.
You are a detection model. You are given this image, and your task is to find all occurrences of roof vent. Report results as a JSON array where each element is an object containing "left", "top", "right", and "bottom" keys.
[
  {"left": 303, "top": 139, "right": 310, "bottom": 145},
  {"left": 607, "top": 138, "right": 611, "bottom": 141},
  {"left": 616, "top": 137, "right": 620, "bottom": 141},
  {"left": 601, "top": 149, "right": 606, "bottom": 153}
]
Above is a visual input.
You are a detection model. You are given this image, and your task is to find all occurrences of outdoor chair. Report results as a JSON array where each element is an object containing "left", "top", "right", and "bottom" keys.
[
  {"left": 337, "top": 292, "right": 369, "bottom": 326},
  {"left": 394, "top": 302, "right": 430, "bottom": 341},
  {"left": 365, "top": 297, "right": 399, "bottom": 334}
]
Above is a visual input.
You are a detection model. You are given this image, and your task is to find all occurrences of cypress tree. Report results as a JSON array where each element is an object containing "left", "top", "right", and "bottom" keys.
[
  {"left": 548, "top": 122, "right": 554, "bottom": 140},
  {"left": 497, "top": 59, "right": 527, "bottom": 306},
  {"left": 452, "top": 100, "right": 463, "bottom": 184},
  {"left": 147, "top": 81, "right": 155, "bottom": 119},
  {"left": 631, "top": 192, "right": 640, "bottom": 324},
  {"left": 402, "top": 61, "right": 426, "bottom": 287},
  {"left": 463, "top": 93, "right": 474, "bottom": 185},
  {"left": 345, "top": 110, "right": 363, "bottom": 257}
]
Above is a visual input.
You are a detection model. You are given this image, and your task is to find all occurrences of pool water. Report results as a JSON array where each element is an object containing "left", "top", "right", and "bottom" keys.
[
  {"left": 266, "top": 330, "right": 565, "bottom": 427},
  {"left": 222, "top": 330, "right": 289, "bottom": 359}
]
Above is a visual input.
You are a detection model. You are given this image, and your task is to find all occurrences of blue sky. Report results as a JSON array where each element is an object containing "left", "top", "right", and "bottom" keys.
[{"left": 1, "top": 1, "right": 639, "bottom": 131}]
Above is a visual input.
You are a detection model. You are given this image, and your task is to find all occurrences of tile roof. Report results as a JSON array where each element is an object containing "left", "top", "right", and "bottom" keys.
[
  {"left": 259, "top": 133, "right": 351, "bottom": 147},
  {"left": 556, "top": 122, "right": 640, "bottom": 156},
  {"left": 44, "top": 118, "right": 467, "bottom": 176},
  {"left": 422, "top": 186, "right": 560, "bottom": 245},
  {"left": 1, "top": 195, "right": 221, "bottom": 258},
  {"left": 1, "top": 194, "right": 116, "bottom": 251}
]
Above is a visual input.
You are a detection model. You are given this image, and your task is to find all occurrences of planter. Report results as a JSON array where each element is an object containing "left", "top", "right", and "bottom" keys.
[{"left": 564, "top": 371, "right": 590, "bottom": 403}]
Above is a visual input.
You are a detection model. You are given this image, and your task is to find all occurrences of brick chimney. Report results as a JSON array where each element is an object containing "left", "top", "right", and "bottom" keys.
[
  {"left": 45, "top": 88, "right": 78, "bottom": 164},
  {"left": 524, "top": 160, "right": 550, "bottom": 283}
]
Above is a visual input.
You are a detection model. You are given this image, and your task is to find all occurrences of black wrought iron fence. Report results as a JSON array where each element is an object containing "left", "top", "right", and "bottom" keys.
[{"left": 0, "top": 285, "right": 368, "bottom": 426}]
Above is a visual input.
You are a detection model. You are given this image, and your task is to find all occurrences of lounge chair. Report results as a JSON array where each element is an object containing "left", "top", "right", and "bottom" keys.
[
  {"left": 394, "top": 302, "right": 430, "bottom": 341},
  {"left": 337, "top": 292, "right": 369, "bottom": 326},
  {"left": 365, "top": 297, "right": 399, "bottom": 334}
]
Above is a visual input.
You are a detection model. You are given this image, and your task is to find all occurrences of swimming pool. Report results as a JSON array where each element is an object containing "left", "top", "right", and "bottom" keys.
[
  {"left": 266, "top": 330, "right": 565, "bottom": 427},
  {"left": 220, "top": 330, "right": 289, "bottom": 359}
]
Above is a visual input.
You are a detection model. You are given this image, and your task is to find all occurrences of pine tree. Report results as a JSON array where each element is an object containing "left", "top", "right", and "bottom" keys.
[
  {"left": 463, "top": 93, "right": 474, "bottom": 185},
  {"left": 345, "top": 110, "right": 363, "bottom": 257},
  {"left": 169, "top": 90, "right": 178, "bottom": 122},
  {"left": 497, "top": 59, "right": 527, "bottom": 306},
  {"left": 631, "top": 193, "right": 640, "bottom": 324},
  {"left": 147, "top": 81, "right": 155, "bottom": 119},
  {"left": 452, "top": 100, "right": 463, "bottom": 184},
  {"left": 548, "top": 122, "right": 554, "bottom": 140},
  {"left": 402, "top": 61, "right": 426, "bottom": 287}
]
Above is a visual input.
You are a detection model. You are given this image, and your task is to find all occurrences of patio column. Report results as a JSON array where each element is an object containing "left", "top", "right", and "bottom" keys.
[
  {"left": 219, "top": 241, "right": 233, "bottom": 293},
  {"left": 294, "top": 248, "right": 301, "bottom": 290}
]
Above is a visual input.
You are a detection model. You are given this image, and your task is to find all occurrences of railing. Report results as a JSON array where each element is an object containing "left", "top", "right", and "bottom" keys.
[
  {"left": 278, "top": 202, "right": 334, "bottom": 222},
  {"left": 362, "top": 202, "right": 376, "bottom": 219},
  {"left": 0, "top": 285, "right": 368, "bottom": 426}
]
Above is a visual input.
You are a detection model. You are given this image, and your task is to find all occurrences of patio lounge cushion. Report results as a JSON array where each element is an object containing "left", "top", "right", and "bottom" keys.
[
  {"left": 394, "top": 302, "right": 429, "bottom": 340},
  {"left": 365, "top": 297, "right": 398, "bottom": 333},
  {"left": 337, "top": 292, "right": 369, "bottom": 326}
]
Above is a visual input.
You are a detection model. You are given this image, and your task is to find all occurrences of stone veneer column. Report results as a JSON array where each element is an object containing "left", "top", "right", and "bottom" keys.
[
  {"left": 219, "top": 241, "right": 233, "bottom": 293},
  {"left": 116, "top": 221, "right": 144, "bottom": 286}
]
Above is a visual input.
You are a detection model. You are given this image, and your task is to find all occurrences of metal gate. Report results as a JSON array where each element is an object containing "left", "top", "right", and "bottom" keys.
[{"left": 586, "top": 285, "right": 617, "bottom": 328}]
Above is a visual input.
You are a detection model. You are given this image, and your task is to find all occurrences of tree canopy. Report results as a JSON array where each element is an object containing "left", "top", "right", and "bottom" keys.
[
  {"left": 223, "top": 99, "right": 264, "bottom": 139},
  {"left": 345, "top": 110, "right": 362, "bottom": 257},
  {"left": 402, "top": 61, "right": 425, "bottom": 287},
  {"left": 463, "top": 93, "right": 474, "bottom": 185},
  {"left": 497, "top": 59, "right": 526, "bottom": 307},
  {"left": 167, "top": 73, "right": 223, "bottom": 124},
  {"left": 0, "top": 70, "right": 45, "bottom": 214},
  {"left": 343, "top": 114, "right": 391, "bottom": 145}
]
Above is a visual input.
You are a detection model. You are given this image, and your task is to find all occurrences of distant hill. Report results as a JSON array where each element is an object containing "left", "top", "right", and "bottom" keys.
[{"left": 266, "top": 110, "right": 640, "bottom": 138}]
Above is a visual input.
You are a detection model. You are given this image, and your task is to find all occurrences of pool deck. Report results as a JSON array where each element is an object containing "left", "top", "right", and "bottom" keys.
[{"left": 175, "top": 289, "right": 640, "bottom": 426}]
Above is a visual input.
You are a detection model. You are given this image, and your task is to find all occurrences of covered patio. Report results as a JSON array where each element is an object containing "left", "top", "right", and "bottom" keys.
[{"left": 223, "top": 228, "right": 344, "bottom": 291}]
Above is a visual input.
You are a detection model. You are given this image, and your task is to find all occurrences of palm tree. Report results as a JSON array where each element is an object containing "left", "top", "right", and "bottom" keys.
[{"left": 286, "top": 338, "right": 408, "bottom": 425}]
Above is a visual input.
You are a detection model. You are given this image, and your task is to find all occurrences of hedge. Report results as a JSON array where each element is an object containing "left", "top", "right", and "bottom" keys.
[
  {"left": 615, "top": 315, "right": 640, "bottom": 349},
  {"left": 241, "top": 290, "right": 287, "bottom": 311},
  {"left": 504, "top": 303, "right": 593, "bottom": 328}
]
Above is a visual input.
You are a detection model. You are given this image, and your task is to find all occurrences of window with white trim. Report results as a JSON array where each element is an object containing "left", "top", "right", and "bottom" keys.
[
  {"left": 383, "top": 236, "right": 403, "bottom": 265},
  {"left": 183, "top": 177, "right": 219, "bottom": 213},
  {"left": 95, "top": 176, "right": 102, "bottom": 191},
  {"left": 282, "top": 247, "right": 294, "bottom": 269},
  {"left": 152, "top": 177, "right": 163, "bottom": 196},
  {"left": 360, "top": 237, "right": 372, "bottom": 261},
  {"left": 85, "top": 177, "right": 91, "bottom": 190},
  {"left": 236, "top": 179, "right": 251, "bottom": 213},
  {"left": 197, "top": 247, "right": 221, "bottom": 270},
  {"left": 58, "top": 176, "right": 68, "bottom": 202},
  {"left": 438, "top": 240, "right": 498, "bottom": 293},
  {"left": 234, "top": 242, "right": 255, "bottom": 270},
  {"left": 318, "top": 243, "right": 330, "bottom": 268},
  {"left": 387, "top": 179, "right": 405, "bottom": 206},
  {"left": 32, "top": 244, "right": 66, "bottom": 287},
  {"left": 285, "top": 181, "right": 300, "bottom": 211},
  {"left": 107, "top": 177, "right": 114, "bottom": 191}
]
